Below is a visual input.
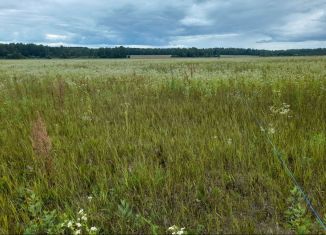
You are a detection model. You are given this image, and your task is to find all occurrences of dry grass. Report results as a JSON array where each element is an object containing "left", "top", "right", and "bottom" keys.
[{"left": 31, "top": 112, "right": 52, "bottom": 175}]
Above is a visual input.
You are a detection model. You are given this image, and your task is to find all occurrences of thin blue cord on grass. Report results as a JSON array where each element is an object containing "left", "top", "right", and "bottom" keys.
[{"left": 241, "top": 94, "right": 326, "bottom": 231}]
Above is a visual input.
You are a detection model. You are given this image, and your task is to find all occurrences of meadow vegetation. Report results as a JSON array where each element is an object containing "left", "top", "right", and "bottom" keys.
[{"left": 0, "top": 57, "right": 325, "bottom": 234}]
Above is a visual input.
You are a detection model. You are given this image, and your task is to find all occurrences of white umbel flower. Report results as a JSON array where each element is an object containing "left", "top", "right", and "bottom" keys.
[
  {"left": 67, "top": 221, "right": 73, "bottom": 228},
  {"left": 74, "top": 230, "right": 81, "bottom": 235}
]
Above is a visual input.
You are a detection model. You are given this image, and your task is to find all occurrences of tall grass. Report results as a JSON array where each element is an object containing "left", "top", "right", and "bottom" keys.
[{"left": 0, "top": 57, "right": 325, "bottom": 234}]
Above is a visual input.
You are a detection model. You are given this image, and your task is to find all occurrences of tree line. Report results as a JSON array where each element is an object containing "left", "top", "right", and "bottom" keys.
[{"left": 0, "top": 43, "right": 326, "bottom": 59}]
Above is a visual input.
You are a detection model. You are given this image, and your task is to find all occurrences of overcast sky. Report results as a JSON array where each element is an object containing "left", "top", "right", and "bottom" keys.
[{"left": 1, "top": 0, "right": 326, "bottom": 49}]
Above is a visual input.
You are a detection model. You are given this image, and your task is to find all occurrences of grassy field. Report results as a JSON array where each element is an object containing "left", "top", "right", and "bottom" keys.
[{"left": 0, "top": 57, "right": 326, "bottom": 234}]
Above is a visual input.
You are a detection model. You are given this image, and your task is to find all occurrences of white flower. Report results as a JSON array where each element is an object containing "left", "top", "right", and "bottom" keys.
[
  {"left": 168, "top": 225, "right": 178, "bottom": 231},
  {"left": 269, "top": 106, "right": 278, "bottom": 114},
  {"left": 78, "top": 209, "right": 84, "bottom": 214},
  {"left": 81, "top": 215, "right": 87, "bottom": 221},
  {"left": 90, "top": 227, "right": 97, "bottom": 231},
  {"left": 270, "top": 103, "right": 291, "bottom": 115},
  {"left": 268, "top": 127, "right": 275, "bottom": 134},
  {"left": 279, "top": 109, "right": 289, "bottom": 115},
  {"left": 74, "top": 229, "right": 81, "bottom": 235},
  {"left": 81, "top": 115, "right": 92, "bottom": 121},
  {"left": 168, "top": 225, "right": 186, "bottom": 235},
  {"left": 67, "top": 221, "right": 73, "bottom": 228},
  {"left": 227, "top": 138, "right": 232, "bottom": 145},
  {"left": 76, "top": 222, "right": 82, "bottom": 228},
  {"left": 88, "top": 196, "right": 93, "bottom": 201},
  {"left": 282, "top": 103, "right": 290, "bottom": 108},
  {"left": 260, "top": 126, "right": 265, "bottom": 132}
]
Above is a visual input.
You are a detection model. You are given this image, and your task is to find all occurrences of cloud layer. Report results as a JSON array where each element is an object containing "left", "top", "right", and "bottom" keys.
[{"left": 1, "top": 0, "right": 326, "bottom": 49}]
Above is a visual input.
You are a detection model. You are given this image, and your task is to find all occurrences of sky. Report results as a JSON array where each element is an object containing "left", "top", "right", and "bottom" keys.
[{"left": 0, "top": 0, "right": 326, "bottom": 49}]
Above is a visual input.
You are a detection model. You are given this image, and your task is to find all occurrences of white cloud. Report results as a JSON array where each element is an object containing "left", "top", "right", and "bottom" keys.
[
  {"left": 275, "top": 9, "right": 325, "bottom": 39},
  {"left": 180, "top": 17, "right": 212, "bottom": 27},
  {"left": 45, "top": 34, "right": 68, "bottom": 40},
  {"left": 169, "top": 34, "right": 240, "bottom": 48},
  {"left": 180, "top": 2, "right": 216, "bottom": 26}
]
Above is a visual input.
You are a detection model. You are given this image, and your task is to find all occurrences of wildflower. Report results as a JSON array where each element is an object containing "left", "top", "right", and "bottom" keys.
[
  {"left": 78, "top": 209, "right": 84, "bottom": 215},
  {"left": 59, "top": 222, "right": 65, "bottom": 228},
  {"left": 76, "top": 222, "right": 82, "bottom": 228},
  {"left": 67, "top": 221, "right": 73, "bottom": 228},
  {"left": 81, "top": 215, "right": 87, "bottom": 221},
  {"left": 88, "top": 196, "right": 93, "bottom": 201},
  {"left": 269, "top": 106, "right": 278, "bottom": 114},
  {"left": 279, "top": 108, "right": 290, "bottom": 115},
  {"left": 270, "top": 103, "right": 291, "bottom": 115},
  {"left": 81, "top": 114, "right": 92, "bottom": 121},
  {"left": 168, "top": 225, "right": 186, "bottom": 235},
  {"left": 74, "top": 229, "right": 81, "bottom": 235},
  {"left": 90, "top": 227, "right": 97, "bottom": 232},
  {"left": 168, "top": 225, "right": 178, "bottom": 231},
  {"left": 177, "top": 230, "right": 185, "bottom": 235},
  {"left": 268, "top": 127, "right": 275, "bottom": 134}
]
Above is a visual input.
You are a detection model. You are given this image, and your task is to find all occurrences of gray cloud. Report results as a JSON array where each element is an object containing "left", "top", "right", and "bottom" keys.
[{"left": 0, "top": 0, "right": 325, "bottom": 49}]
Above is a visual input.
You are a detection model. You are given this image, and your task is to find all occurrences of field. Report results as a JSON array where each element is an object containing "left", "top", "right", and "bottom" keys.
[{"left": 0, "top": 57, "right": 326, "bottom": 234}]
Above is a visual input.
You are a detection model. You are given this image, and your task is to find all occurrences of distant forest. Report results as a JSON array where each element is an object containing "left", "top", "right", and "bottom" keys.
[{"left": 1, "top": 43, "right": 326, "bottom": 59}]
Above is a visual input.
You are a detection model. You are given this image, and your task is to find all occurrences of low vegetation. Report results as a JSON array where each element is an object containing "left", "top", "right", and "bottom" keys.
[{"left": 0, "top": 57, "right": 325, "bottom": 234}]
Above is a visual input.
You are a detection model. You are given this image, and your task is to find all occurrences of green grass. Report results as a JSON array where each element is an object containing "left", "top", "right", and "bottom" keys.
[{"left": 0, "top": 57, "right": 326, "bottom": 234}]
